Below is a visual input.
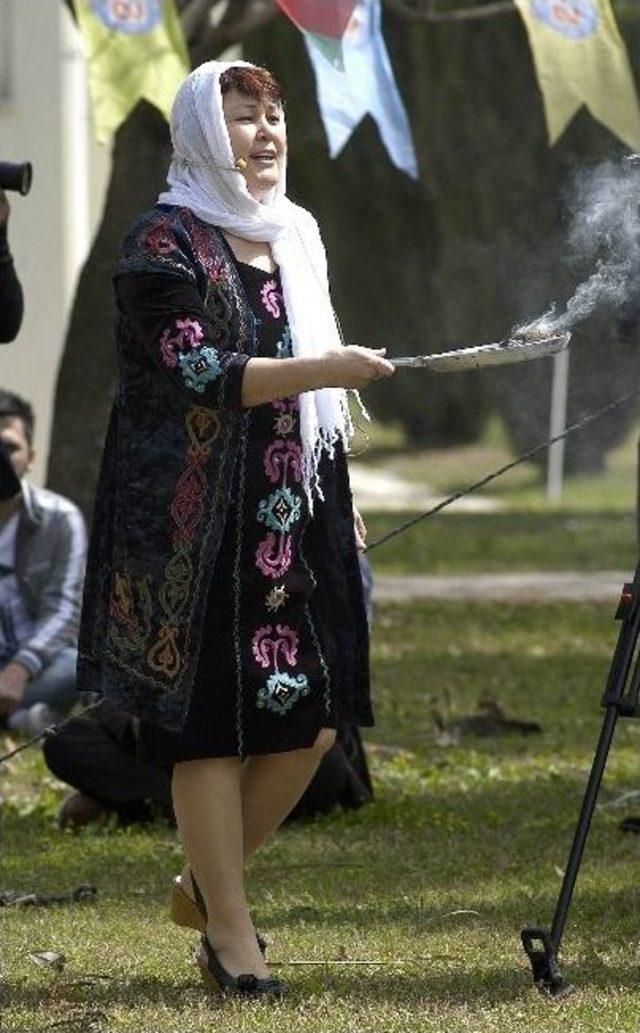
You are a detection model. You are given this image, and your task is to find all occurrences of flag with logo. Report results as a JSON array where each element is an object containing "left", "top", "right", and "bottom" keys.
[
  {"left": 514, "top": 0, "right": 640, "bottom": 149},
  {"left": 73, "top": 0, "right": 189, "bottom": 143},
  {"left": 304, "top": 0, "right": 418, "bottom": 179},
  {"left": 275, "top": 0, "right": 358, "bottom": 68}
]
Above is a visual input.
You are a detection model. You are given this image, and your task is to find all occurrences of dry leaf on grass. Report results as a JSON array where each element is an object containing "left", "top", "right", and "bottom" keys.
[{"left": 28, "top": 950, "right": 66, "bottom": 972}]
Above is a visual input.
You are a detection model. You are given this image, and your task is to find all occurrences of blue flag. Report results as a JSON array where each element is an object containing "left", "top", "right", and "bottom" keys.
[{"left": 305, "top": 0, "right": 418, "bottom": 179}]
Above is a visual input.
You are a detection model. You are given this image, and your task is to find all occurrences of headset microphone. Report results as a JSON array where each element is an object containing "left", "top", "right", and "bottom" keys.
[{"left": 172, "top": 153, "right": 248, "bottom": 173}]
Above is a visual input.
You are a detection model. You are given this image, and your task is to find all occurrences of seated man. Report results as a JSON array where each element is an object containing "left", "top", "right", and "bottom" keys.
[{"left": 0, "top": 390, "right": 86, "bottom": 735}]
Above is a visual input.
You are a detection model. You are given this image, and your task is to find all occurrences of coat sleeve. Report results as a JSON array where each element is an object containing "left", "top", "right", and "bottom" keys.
[
  {"left": 114, "top": 210, "right": 249, "bottom": 410},
  {"left": 14, "top": 505, "right": 87, "bottom": 676}
]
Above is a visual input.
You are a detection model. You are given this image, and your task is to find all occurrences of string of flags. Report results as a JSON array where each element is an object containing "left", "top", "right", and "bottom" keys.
[
  {"left": 513, "top": 0, "right": 640, "bottom": 150},
  {"left": 72, "top": 0, "right": 189, "bottom": 144},
  {"left": 302, "top": 0, "right": 419, "bottom": 179},
  {"left": 274, "top": 0, "right": 358, "bottom": 67},
  {"left": 74, "top": 0, "right": 640, "bottom": 164}
]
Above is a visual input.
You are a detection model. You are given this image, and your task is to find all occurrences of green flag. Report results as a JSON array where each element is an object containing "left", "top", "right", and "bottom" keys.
[
  {"left": 514, "top": 0, "right": 640, "bottom": 149},
  {"left": 74, "top": 0, "right": 189, "bottom": 143}
]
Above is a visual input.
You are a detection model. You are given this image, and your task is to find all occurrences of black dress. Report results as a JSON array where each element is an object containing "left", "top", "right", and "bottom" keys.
[{"left": 150, "top": 260, "right": 373, "bottom": 762}]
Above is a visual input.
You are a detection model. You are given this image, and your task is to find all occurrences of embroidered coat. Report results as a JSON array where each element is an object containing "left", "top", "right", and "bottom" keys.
[
  {"left": 78, "top": 206, "right": 257, "bottom": 730},
  {"left": 78, "top": 205, "right": 368, "bottom": 735}
]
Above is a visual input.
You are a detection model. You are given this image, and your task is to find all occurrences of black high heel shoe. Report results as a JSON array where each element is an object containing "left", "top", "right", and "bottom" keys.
[
  {"left": 197, "top": 933, "right": 285, "bottom": 1000},
  {"left": 169, "top": 869, "right": 268, "bottom": 957}
]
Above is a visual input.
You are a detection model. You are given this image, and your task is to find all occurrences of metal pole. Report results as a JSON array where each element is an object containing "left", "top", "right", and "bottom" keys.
[
  {"left": 547, "top": 347, "right": 570, "bottom": 502},
  {"left": 60, "top": 4, "right": 91, "bottom": 313},
  {"left": 521, "top": 565, "right": 640, "bottom": 994}
]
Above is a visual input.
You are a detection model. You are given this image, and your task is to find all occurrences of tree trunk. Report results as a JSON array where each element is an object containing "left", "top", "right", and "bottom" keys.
[
  {"left": 47, "top": 103, "right": 172, "bottom": 517},
  {"left": 47, "top": 0, "right": 278, "bottom": 518}
]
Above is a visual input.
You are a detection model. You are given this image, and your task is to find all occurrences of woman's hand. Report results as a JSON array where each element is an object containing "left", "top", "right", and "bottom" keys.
[
  {"left": 353, "top": 504, "right": 367, "bottom": 553},
  {"left": 321, "top": 346, "right": 395, "bottom": 390},
  {"left": 0, "top": 661, "right": 29, "bottom": 717}
]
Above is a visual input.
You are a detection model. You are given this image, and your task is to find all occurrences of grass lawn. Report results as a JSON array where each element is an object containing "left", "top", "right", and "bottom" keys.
[
  {"left": 359, "top": 417, "right": 640, "bottom": 574},
  {"left": 1, "top": 600, "right": 639, "bottom": 1032},
  {"left": 365, "top": 510, "right": 638, "bottom": 574}
]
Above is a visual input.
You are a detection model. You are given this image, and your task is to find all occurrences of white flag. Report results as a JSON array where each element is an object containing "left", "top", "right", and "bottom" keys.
[{"left": 305, "top": 0, "right": 418, "bottom": 179}]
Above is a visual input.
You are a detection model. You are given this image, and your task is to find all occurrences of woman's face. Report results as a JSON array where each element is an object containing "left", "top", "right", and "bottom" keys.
[{"left": 222, "top": 87, "right": 287, "bottom": 201}]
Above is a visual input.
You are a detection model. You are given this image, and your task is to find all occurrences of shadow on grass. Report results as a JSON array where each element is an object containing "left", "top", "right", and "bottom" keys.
[
  {"left": 262, "top": 878, "right": 637, "bottom": 935},
  {"left": 3, "top": 954, "right": 636, "bottom": 1015},
  {"left": 2, "top": 972, "right": 198, "bottom": 1012},
  {"left": 3, "top": 771, "right": 638, "bottom": 902}
]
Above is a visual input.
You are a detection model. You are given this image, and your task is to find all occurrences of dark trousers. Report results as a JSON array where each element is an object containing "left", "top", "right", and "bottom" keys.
[
  {"left": 43, "top": 704, "right": 373, "bottom": 825},
  {"left": 43, "top": 705, "right": 173, "bottom": 824}
]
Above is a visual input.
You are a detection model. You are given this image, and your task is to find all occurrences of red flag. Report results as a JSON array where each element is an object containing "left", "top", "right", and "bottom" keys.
[{"left": 275, "top": 0, "right": 358, "bottom": 38}]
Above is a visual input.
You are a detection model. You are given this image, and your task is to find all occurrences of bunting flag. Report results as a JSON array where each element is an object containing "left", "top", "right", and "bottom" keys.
[
  {"left": 275, "top": 0, "right": 358, "bottom": 68},
  {"left": 514, "top": 0, "right": 640, "bottom": 150},
  {"left": 73, "top": 0, "right": 189, "bottom": 143},
  {"left": 304, "top": 0, "right": 418, "bottom": 179}
]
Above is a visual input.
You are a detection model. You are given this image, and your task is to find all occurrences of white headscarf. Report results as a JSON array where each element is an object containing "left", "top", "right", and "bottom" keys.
[{"left": 158, "top": 59, "right": 356, "bottom": 504}]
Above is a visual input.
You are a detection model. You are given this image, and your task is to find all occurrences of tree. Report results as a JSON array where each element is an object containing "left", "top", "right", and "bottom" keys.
[
  {"left": 247, "top": 3, "right": 640, "bottom": 466},
  {"left": 49, "top": 0, "right": 640, "bottom": 516}
]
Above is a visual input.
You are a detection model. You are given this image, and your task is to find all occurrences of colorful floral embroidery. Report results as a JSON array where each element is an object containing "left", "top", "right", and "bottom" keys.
[
  {"left": 257, "top": 486, "right": 302, "bottom": 534},
  {"left": 252, "top": 625, "right": 309, "bottom": 715},
  {"left": 273, "top": 395, "right": 299, "bottom": 413},
  {"left": 209, "top": 255, "right": 231, "bottom": 284},
  {"left": 263, "top": 440, "right": 303, "bottom": 485},
  {"left": 252, "top": 624, "right": 299, "bottom": 668},
  {"left": 260, "top": 279, "right": 283, "bottom": 319},
  {"left": 274, "top": 412, "right": 295, "bottom": 436},
  {"left": 109, "top": 570, "right": 154, "bottom": 655},
  {"left": 182, "top": 210, "right": 232, "bottom": 284},
  {"left": 102, "top": 213, "right": 252, "bottom": 708},
  {"left": 246, "top": 330, "right": 312, "bottom": 715},
  {"left": 257, "top": 672, "right": 310, "bottom": 715},
  {"left": 255, "top": 533, "right": 292, "bottom": 579},
  {"left": 265, "top": 585, "right": 289, "bottom": 611},
  {"left": 179, "top": 347, "right": 222, "bottom": 393},
  {"left": 110, "top": 571, "right": 137, "bottom": 629},
  {"left": 141, "top": 219, "right": 177, "bottom": 256},
  {"left": 147, "top": 407, "right": 221, "bottom": 678},
  {"left": 159, "top": 317, "right": 205, "bottom": 368}
]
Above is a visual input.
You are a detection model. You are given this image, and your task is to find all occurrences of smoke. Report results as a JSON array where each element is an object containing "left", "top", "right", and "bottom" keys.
[{"left": 515, "top": 159, "right": 640, "bottom": 339}]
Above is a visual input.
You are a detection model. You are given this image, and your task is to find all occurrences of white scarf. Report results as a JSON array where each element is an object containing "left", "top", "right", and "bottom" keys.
[{"left": 158, "top": 59, "right": 356, "bottom": 504}]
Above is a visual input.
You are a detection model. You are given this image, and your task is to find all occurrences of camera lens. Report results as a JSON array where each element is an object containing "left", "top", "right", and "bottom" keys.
[{"left": 0, "top": 161, "right": 33, "bottom": 195}]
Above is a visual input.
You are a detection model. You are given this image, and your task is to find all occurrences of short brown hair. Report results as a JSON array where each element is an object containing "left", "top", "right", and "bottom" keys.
[{"left": 220, "top": 66, "right": 284, "bottom": 107}]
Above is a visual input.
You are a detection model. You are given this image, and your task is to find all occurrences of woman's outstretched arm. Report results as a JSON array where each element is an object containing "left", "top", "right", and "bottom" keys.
[{"left": 240, "top": 346, "right": 395, "bottom": 408}]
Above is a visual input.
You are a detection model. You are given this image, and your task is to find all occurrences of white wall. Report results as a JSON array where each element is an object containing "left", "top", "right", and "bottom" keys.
[{"left": 0, "top": 0, "right": 109, "bottom": 485}]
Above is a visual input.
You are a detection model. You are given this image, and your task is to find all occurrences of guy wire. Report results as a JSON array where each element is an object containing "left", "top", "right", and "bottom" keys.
[
  {"left": 0, "top": 699, "right": 104, "bottom": 765},
  {"left": 366, "top": 387, "right": 640, "bottom": 553}
]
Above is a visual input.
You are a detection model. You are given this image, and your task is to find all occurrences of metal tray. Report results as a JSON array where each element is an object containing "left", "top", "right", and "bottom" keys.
[{"left": 391, "top": 332, "right": 570, "bottom": 372}]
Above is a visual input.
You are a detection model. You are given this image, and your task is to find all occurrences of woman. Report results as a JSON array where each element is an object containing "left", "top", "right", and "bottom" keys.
[{"left": 77, "top": 59, "right": 394, "bottom": 999}]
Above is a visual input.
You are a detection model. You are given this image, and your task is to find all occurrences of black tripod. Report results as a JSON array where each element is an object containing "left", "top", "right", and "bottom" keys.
[{"left": 521, "top": 561, "right": 640, "bottom": 996}]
